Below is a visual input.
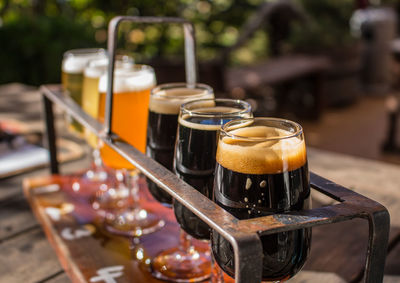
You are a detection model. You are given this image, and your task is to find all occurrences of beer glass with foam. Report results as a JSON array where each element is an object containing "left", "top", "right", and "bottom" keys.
[
  {"left": 146, "top": 83, "right": 214, "bottom": 204},
  {"left": 212, "top": 117, "right": 311, "bottom": 282},
  {"left": 82, "top": 56, "right": 134, "bottom": 148},
  {"left": 61, "top": 48, "right": 107, "bottom": 134},
  {"left": 81, "top": 56, "right": 134, "bottom": 182},
  {"left": 96, "top": 65, "right": 165, "bottom": 236}
]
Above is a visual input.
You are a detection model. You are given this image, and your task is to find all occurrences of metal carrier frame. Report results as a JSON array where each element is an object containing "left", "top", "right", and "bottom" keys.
[{"left": 41, "top": 16, "right": 390, "bottom": 283}]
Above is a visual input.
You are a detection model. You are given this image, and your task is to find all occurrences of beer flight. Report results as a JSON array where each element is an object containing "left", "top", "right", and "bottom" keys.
[{"left": 61, "top": 47, "right": 311, "bottom": 282}]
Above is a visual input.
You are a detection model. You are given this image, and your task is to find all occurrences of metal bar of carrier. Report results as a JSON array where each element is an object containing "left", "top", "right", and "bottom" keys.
[{"left": 41, "top": 16, "right": 390, "bottom": 283}]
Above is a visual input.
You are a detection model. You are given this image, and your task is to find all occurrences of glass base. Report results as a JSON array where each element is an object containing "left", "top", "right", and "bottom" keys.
[
  {"left": 67, "top": 164, "right": 113, "bottom": 198},
  {"left": 151, "top": 245, "right": 212, "bottom": 282},
  {"left": 104, "top": 208, "right": 165, "bottom": 237},
  {"left": 84, "top": 149, "right": 111, "bottom": 183},
  {"left": 91, "top": 183, "right": 129, "bottom": 213},
  {"left": 83, "top": 167, "right": 110, "bottom": 183}
]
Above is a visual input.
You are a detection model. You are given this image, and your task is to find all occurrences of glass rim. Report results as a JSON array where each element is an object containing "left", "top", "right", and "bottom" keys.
[
  {"left": 100, "top": 64, "right": 155, "bottom": 77},
  {"left": 180, "top": 98, "right": 252, "bottom": 117},
  {"left": 97, "top": 64, "right": 156, "bottom": 93},
  {"left": 221, "top": 117, "right": 303, "bottom": 141},
  {"left": 124, "top": 63, "right": 154, "bottom": 72},
  {"left": 63, "top": 48, "right": 107, "bottom": 58},
  {"left": 86, "top": 54, "right": 134, "bottom": 67},
  {"left": 151, "top": 82, "right": 213, "bottom": 98},
  {"left": 84, "top": 55, "right": 134, "bottom": 77}
]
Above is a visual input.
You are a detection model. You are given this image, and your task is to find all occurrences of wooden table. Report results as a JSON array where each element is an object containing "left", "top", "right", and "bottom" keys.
[{"left": 1, "top": 84, "right": 399, "bottom": 282}]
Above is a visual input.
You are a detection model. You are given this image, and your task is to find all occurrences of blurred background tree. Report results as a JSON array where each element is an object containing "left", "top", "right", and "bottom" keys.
[
  {"left": 0, "top": 0, "right": 398, "bottom": 86},
  {"left": 0, "top": 0, "right": 266, "bottom": 86}
]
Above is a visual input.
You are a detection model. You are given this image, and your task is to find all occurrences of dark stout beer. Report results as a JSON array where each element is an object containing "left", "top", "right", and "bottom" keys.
[
  {"left": 146, "top": 85, "right": 214, "bottom": 204},
  {"left": 173, "top": 100, "right": 252, "bottom": 240},
  {"left": 211, "top": 119, "right": 311, "bottom": 281}
]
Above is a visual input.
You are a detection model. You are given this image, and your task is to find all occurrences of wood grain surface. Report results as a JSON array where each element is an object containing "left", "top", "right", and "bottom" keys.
[{"left": 22, "top": 166, "right": 400, "bottom": 283}]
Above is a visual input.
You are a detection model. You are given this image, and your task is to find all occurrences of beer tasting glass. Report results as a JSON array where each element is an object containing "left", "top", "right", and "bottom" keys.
[
  {"left": 61, "top": 48, "right": 107, "bottom": 135},
  {"left": 151, "top": 98, "right": 252, "bottom": 283},
  {"left": 96, "top": 64, "right": 165, "bottom": 236},
  {"left": 81, "top": 55, "right": 134, "bottom": 183},
  {"left": 211, "top": 117, "right": 311, "bottom": 282},
  {"left": 146, "top": 83, "right": 214, "bottom": 204}
]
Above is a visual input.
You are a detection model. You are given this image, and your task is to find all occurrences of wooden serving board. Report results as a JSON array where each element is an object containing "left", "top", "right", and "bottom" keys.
[
  {"left": 23, "top": 174, "right": 200, "bottom": 283},
  {"left": 23, "top": 173, "right": 399, "bottom": 283}
]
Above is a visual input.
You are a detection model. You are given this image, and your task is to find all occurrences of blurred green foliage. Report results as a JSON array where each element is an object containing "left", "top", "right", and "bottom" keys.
[
  {"left": 0, "top": 0, "right": 265, "bottom": 85},
  {"left": 0, "top": 15, "right": 99, "bottom": 85},
  {"left": 0, "top": 0, "right": 398, "bottom": 85}
]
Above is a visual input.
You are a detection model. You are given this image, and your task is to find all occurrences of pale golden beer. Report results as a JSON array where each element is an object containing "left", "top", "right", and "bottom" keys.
[
  {"left": 82, "top": 56, "right": 134, "bottom": 148},
  {"left": 61, "top": 48, "right": 107, "bottom": 134},
  {"left": 98, "top": 65, "right": 156, "bottom": 170}
]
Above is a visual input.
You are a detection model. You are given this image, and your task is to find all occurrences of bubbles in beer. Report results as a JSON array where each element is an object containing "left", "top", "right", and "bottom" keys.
[{"left": 245, "top": 178, "right": 252, "bottom": 190}]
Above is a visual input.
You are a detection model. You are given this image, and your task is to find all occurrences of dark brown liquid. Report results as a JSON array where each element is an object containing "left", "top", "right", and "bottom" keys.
[
  {"left": 173, "top": 116, "right": 223, "bottom": 240},
  {"left": 146, "top": 111, "right": 179, "bottom": 204},
  {"left": 173, "top": 107, "right": 246, "bottom": 240},
  {"left": 211, "top": 163, "right": 311, "bottom": 281}
]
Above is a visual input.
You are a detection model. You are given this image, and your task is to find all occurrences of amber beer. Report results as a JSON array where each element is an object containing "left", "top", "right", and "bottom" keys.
[
  {"left": 146, "top": 83, "right": 214, "bottom": 204},
  {"left": 211, "top": 118, "right": 311, "bottom": 281},
  {"left": 82, "top": 56, "right": 134, "bottom": 148},
  {"left": 61, "top": 48, "right": 107, "bottom": 134},
  {"left": 98, "top": 65, "right": 156, "bottom": 170}
]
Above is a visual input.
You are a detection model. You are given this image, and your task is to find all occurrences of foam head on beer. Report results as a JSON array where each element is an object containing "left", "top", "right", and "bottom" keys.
[
  {"left": 84, "top": 58, "right": 108, "bottom": 79},
  {"left": 98, "top": 66, "right": 156, "bottom": 94},
  {"left": 62, "top": 49, "right": 107, "bottom": 74},
  {"left": 84, "top": 56, "right": 134, "bottom": 79},
  {"left": 149, "top": 85, "right": 214, "bottom": 115},
  {"left": 62, "top": 55, "right": 90, "bottom": 74},
  {"left": 217, "top": 123, "right": 307, "bottom": 175}
]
